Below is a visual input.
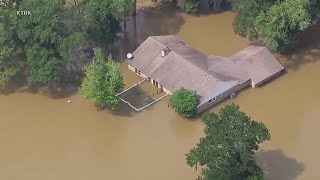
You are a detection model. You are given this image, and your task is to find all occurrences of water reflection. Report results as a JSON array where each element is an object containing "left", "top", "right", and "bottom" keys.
[{"left": 256, "top": 150, "right": 304, "bottom": 180}]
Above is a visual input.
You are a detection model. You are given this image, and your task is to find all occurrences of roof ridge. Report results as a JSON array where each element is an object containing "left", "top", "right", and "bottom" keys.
[
  {"left": 232, "top": 46, "right": 267, "bottom": 62},
  {"left": 169, "top": 51, "right": 219, "bottom": 81}
]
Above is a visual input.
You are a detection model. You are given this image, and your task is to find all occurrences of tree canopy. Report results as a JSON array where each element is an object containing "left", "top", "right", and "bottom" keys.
[
  {"left": 80, "top": 48, "right": 124, "bottom": 109},
  {"left": 170, "top": 88, "right": 199, "bottom": 118},
  {"left": 179, "top": 0, "right": 200, "bottom": 13},
  {"left": 176, "top": 0, "right": 320, "bottom": 52},
  {"left": 186, "top": 104, "right": 270, "bottom": 180},
  {"left": 233, "top": 0, "right": 320, "bottom": 52},
  {"left": 0, "top": 0, "right": 123, "bottom": 91}
]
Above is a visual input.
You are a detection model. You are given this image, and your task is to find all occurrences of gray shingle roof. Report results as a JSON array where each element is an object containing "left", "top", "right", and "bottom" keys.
[{"left": 127, "top": 35, "right": 284, "bottom": 103}]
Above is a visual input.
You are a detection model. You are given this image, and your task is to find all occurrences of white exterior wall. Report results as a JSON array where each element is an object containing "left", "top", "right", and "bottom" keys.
[
  {"left": 254, "top": 71, "right": 282, "bottom": 87},
  {"left": 197, "top": 80, "right": 251, "bottom": 113}
]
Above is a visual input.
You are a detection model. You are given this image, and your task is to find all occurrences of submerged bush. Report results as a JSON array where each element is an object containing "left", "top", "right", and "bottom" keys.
[
  {"left": 170, "top": 88, "right": 199, "bottom": 118},
  {"left": 179, "top": 0, "right": 200, "bottom": 13}
]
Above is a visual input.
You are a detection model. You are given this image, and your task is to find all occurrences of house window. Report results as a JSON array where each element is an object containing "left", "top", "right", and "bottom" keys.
[
  {"left": 208, "top": 97, "right": 216, "bottom": 104},
  {"left": 134, "top": 68, "right": 141, "bottom": 75}
]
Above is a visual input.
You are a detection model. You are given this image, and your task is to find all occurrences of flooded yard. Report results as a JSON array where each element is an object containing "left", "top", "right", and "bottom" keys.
[{"left": 1, "top": 4, "right": 320, "bottom": 180}]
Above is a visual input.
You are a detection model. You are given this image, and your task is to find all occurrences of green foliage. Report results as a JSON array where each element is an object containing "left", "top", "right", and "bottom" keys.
[
  {"left": 179, "top": 0, "right": 200, "bottom": 13},
  {"left": 59, "top": 32, "right": 86, "bottom": 72},
  {"left": 256, "top": 0, "right": 312, "bottom": 52},
  {"left": 14, "top": 0, "right": 66, "bottom": 91},
  {"left": 0, "top": 0, "right": 122, "bottom": 90},
  {"left": 232, "top": 0, "right": 320, "bottom": 52},
  {"left": 186, "top": 104, "right": 270, "bottom": 180},
  {"left": 81, "top": 48, "right": 124, "bottom": 109},
  {"left": 170, "top": 88, "right": 199, "bottom": 118},
  {"left": 232, "top": 0, "right": 277, "bottom": 41},
  {"left": 85, "top": 0, "right": 121, "bottom": 46},
  {"left": 0, "top": 1, "right": 21, "bottom": 89},
  {"left": 111, "top": 0, "right": 131, "bottom": 21},
  {"left": 26, "top": 46, "right": 63, "bottom": 91}
]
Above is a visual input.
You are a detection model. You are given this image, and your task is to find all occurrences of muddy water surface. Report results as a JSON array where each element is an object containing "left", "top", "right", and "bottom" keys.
[{"left": 1, "top": 6, "right": 320, "bottom": 180}]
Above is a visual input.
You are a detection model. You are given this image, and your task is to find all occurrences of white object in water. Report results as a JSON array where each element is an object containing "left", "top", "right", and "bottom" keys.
[
  {"left": 127, "top": 53, "right": 133, "bottom": 59},
  {"left": 68, "top": 100, "right": 71, "bottom": 103}
]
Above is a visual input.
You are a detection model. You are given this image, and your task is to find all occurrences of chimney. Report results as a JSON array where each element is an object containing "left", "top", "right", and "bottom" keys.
[{"left": 161, "top": 47, "right": 170, "bottom": 57}]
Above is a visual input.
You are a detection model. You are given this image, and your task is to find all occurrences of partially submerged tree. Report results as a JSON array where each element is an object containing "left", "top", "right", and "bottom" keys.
[
  {"left": 232, "top": 0, "right": 320, "bottom": 52},
  {"left": 179, "top": 0, "right": 200, "bottom": 13},
  {"left": 256, "top": 0, "right": 312, "bottom": 52},
  {"left": 0, "top": 0, "right": 122, "bottom": 91},
  {"left": 85, "top": 0, "right": 121, "bottom": 47},
  {"left": 12, "top": 0, "right": 66, "bottom": 91},
  {"left": 170, "top": 88, "right": 199, "bottom": 118},
  {"left": 81, "top": 48, "right": 124, "bottom": 109},
  {"left": 111, "top": 0, "right": 131, "bottom": 32},
  {"left": 0, "top": 2, "right": 21, "bottom": 89},
  {"left": 186, "top": 104, "right": 270, "bottom": 180}
]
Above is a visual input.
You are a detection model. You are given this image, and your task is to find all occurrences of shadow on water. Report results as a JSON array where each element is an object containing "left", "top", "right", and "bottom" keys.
[
  {"left": 194, "top": 0, "right": 233, "bottom": 16},
  {"left": 94, "top": 101, "right": 138, "bottom": 117},
  {"left": 0, "top": 71, "right": 79, "bottom": 98},
  {"left": 256, "top": 149, "right": 305, "bottom": 180},
  {"left": 281, "top": 26, "right": 320, "bottom": 70},
  {"left": 109, "top": 5, "right": 186, "bottom": 62}
]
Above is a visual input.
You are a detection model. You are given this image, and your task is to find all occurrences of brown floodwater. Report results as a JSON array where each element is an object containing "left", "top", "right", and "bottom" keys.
[{"left": 1, "top": 5, "right": 320, "bottom": 180}]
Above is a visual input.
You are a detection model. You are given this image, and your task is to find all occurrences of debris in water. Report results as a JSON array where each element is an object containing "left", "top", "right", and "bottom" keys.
[{"left": 68, "top": 100, "right": 71, "bottom": 103}]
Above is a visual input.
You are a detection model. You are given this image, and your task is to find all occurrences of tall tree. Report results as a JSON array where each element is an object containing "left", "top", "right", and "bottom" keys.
[
  {"left": 0, "top": 1, "right": 21, "bottom": 89},
  {"left": 81, "top": 48, "right": 124, "bottom": 109},
  {"left": 232, "top": 0, "right": 278, "bottom": 41},
  {"left": 111, "top": 0, "right": 132, "bottom": 32},
  {"left": 186, "top": 104, "right": 270, "bottom": 180},
  {"left": 85, "top": 0, "right": 120, "bottom": 47},
  {"left": 232, "top": 0, "right": 320, "bottom": 52},
  {"left": 256, "top": 0, "right": 312, "bottom": 51},
  {"left": 132, "top": 0, "right": 137, "bottom": 16},
  {"left": 0, "top": 0, "right": 122, "bottom": 90},
  {"left": 15, "top": 0, "right": 66, "bottom": 91}
]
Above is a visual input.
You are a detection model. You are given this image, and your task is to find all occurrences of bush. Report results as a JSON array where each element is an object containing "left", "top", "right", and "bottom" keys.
[
  {"left": 170, "top": 88, "right": 199, "bottom": 118},
  {"left": 179, "top": 0, "right": 199, "bottom": 13}
]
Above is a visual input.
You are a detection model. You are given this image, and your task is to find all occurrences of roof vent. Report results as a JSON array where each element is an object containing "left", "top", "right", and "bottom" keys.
[
  {"left": 127, "top": 53, "right": 133, "bottom": 59},
  {"left": 161, "top": 47, "right": 170, "bottom": 57}
]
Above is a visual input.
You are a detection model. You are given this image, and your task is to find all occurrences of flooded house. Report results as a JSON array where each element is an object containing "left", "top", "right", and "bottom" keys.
[{"left": 126, "top": 35, "right": 284, "bottom": 113}]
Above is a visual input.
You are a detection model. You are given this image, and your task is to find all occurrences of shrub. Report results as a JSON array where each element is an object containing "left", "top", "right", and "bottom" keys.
[
  {"left": 170, "top": 88, "right": 199, "bottom": 118},
  {"left": 179, "top": 0, "right": 200, "bottom": 13}
]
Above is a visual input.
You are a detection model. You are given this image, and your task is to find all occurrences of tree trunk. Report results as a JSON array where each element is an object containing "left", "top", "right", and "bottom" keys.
[
  {"left": 172, "top": 0, "right": 177, "bottom": 5},
  {"left": 133, "top": 15, "right": 138, "bottom": 48},
  {"left": 124, "top": 18, "right": 127, "bottom": 33},
  {"left": 132, "top": 0, "right": 137, "bottom": 16}
]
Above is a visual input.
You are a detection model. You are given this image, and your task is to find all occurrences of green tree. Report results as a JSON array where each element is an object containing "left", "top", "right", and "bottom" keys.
[
  {"left": 85, "top": 0, "right": 121, "bottom": 47},
  {"left": 232, "top": 0, "right": 320, "bottom": 52},
  {"left": 26, "top": 46, "right": 63, "bottom": 91},
  {"left": 170, "top": 88, "right": 198, "bottom": 118},
  {"left": 186, "top": 104, "right": 270, "bottom": 180},
  {"left": 0, "top": 0, "right": 122, "bottom": 91},
  {"left": 59, "top": 32, "right": 86, "bottom": 74},
  {"left": 0, "top": 1, "right": 22, "bottom": 89},
  {"left": 179, "top": 0, "right": 200, "bottom": 13},
  {"left": 81, "top": 48, "right": 124, "bottom": 109},
  {"left": 256, "top": 0, "right": 312, "bottom": 52},
  {"left": 111, "top": 0, "right": 132, "bottom": 32},
  {"left": 15, "top": 0, "right": 66, "bottom": 91}
]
